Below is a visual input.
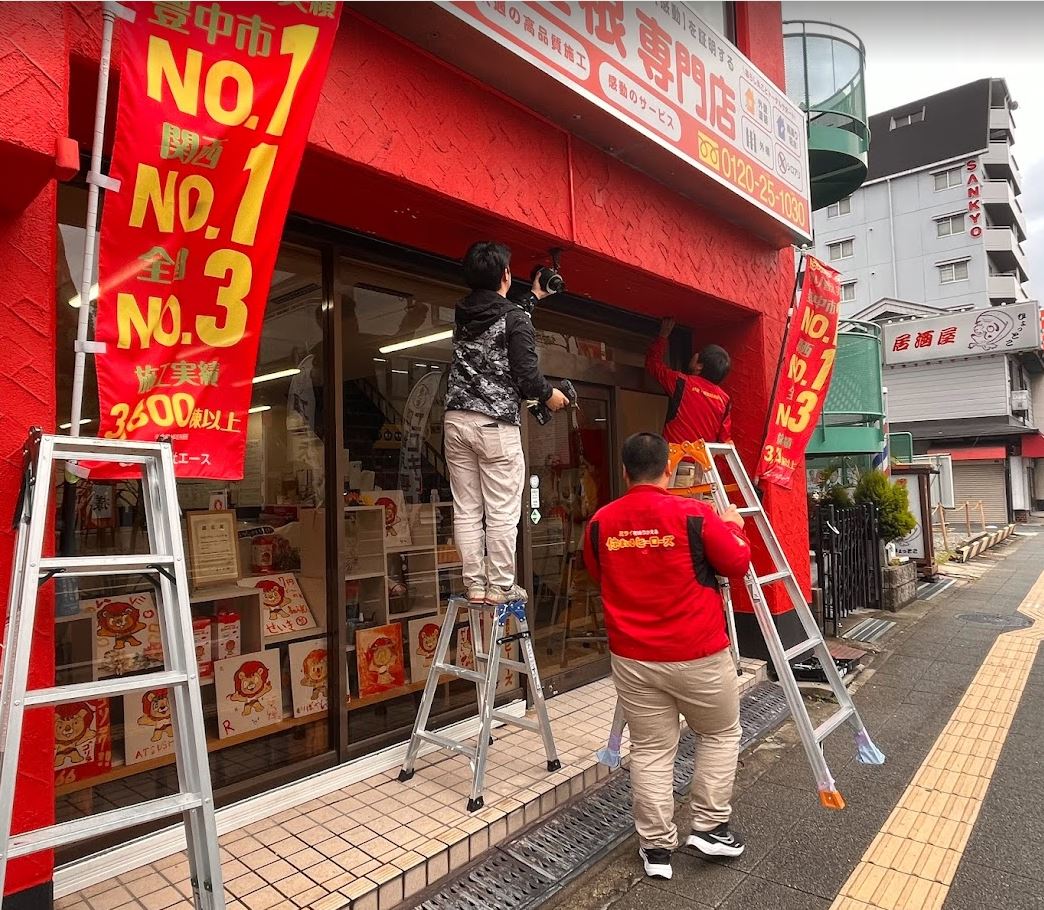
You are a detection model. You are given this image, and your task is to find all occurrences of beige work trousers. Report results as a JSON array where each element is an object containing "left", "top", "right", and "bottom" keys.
[
  {"left": 612, "top": 649, "right": 741, "bottom": 850},
  {"left": 444, "top": 410, "right": 526, "bottom": 590}
]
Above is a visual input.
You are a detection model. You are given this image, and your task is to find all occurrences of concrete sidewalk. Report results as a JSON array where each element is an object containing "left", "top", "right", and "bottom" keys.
[{"left": 540, "top": 529, "right": 1044, "bottom": 910}]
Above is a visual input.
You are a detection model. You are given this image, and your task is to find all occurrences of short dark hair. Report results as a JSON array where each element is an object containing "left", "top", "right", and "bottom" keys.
[
  {"left": 698, "top": 344, "right": 731, "bottom": 384},
  {"left": 463, "top": 241, "right": 511, "bottom": 291},
  {"left": 622, "top": 433, "right": 669, "bottom": 484}
]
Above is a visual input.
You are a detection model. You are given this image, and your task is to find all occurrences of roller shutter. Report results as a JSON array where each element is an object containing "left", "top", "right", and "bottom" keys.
[{"left": 951, "top": 460, "right": 1009, "bottom": 526}]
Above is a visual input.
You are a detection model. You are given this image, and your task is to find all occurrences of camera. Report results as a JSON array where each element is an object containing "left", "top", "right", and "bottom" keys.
[
  {"left": 531, "top": 265, "right": 566, "bottom": 295},
  {"left": 528, "top": 379, "right": 577, "bottom": 425}
]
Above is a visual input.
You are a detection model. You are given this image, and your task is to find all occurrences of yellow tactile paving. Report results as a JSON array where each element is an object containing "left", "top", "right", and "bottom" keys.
[{"left": 830, "top": 570, "right": 1044, "bottom": 910}]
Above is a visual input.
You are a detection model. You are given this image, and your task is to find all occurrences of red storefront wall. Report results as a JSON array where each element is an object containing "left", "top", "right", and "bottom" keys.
[{"left": 3, "top": 2, "right": 806, "bottom": 900}]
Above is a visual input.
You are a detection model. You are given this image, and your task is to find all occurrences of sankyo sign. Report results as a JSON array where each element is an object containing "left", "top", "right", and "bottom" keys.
[{"left": 92, "top": 1, "right": 341, "bottom": 479}]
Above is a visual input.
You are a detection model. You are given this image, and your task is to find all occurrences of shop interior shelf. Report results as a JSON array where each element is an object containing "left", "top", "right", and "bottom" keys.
[
  {"left": 345, "top": 676, "right": 449, "bottom": 712},
  {"left": 55, "top": 710, "right": 327, "bottom": 797},
  {"left": 262, "top": 624, "right": 329, "bottom": 647},
  {"left": 345, "top": 568, "right": 386, "bottom": 581}
]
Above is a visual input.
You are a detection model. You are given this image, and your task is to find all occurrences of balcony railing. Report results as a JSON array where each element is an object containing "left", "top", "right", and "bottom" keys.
[
  {"left": 985, "top": 227, "right": 1029, "bottom": 281},
  {"left": 983, "top": 141, "right": 1022, "bottom": 195},
  {"left": 989, "top": 106, "right": 1015, "bottom": 133},
  {"left": 981, "top": 180, "right": 1027, "bottom": 240},
  {"left": 988, "top": 273, "right": 1026, "bottom": 303}
]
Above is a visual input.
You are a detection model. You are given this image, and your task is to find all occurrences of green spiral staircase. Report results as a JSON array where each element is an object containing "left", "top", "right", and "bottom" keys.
[{"left": 783, "top": 21, "right": 870, "bottom": 212}]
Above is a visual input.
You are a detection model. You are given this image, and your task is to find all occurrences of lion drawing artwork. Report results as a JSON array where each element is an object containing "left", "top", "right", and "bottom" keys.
[
  {"left": 95, "top": 600, "right": 146, "bottom": 650},
  {"left": 416, "top": 622, "right": 440, "bottom": 667},
  {"left": 138, "top": 689, "right": 174, "bottom": 743},
  {"left": 300, "top": 648, "right": 328, "bottom": 701},
  {"left": 367, "top": 635, "right": 401, "bottom": 687},
  {"left": 255, "top": 578, "right": 290, "bottom": 621},
  {"left": 227, "top": 659, "right": 273, "bottom": 717},
  {"left": 54, "top": 703, "right": 97, "bottom": 768}
]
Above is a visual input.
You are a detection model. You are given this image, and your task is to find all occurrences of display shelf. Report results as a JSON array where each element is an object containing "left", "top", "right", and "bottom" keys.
[
  {"left": 189, "top": 584, "right": 257, "bottom": 604},
  {"left": 54, "top": 711, "right": 327, "bottom": 797},
  {"left": 262, "top": 624, "right": 329, "bottom": 647},
  {"left": 387, "top": 543, "right": 432, "bottom": 554},
  {"left": 345, "top": 569, "right": 385, "bottom": 581},
  {"left": 345, "top": 676, "right": 448, "bottom": 712},
  {"left": 386, "top": 606, "right": 440, "bottom": 621}
]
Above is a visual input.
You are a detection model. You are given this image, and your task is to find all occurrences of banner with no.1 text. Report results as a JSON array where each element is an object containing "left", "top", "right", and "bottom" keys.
[
  {"left": 757, "top": 256, "right": 842, "bottom": 489},
  {"left": 93, "top": 1, "right": 341, "bottom": 479}
]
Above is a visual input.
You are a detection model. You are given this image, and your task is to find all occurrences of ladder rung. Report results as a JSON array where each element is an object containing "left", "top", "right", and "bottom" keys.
[
  {"left": 416, "top": 730, "right": 477, "bottom": 758},
  {"left": 432, "top": 663, "right": 485, "bottom": 684},
  {"left": 738, "top": 506, "right": 760, "bottom": 515},
  {"left": 493, "top": 711, "right": 539, "bottom": 732},
  {"left": 23, "top": 670, "right": 190, "bottom": 707},
  {"left": 783, "top": 639, "right": 821, "bottom": 661},
  {"left": 38, "top": 554, "right": 176, "bottom": 578},
  {"left": 8, "top": 793, "right": 202, "bottom": 858},
  {"left": 814, "top": 706, "right": 855, "bottom": 743},
  {"left": 756, "top": 570, "right": 790, "bottom": 586},
  {"left": 499, "top": 658, "right": 528, "bottom": 674}
]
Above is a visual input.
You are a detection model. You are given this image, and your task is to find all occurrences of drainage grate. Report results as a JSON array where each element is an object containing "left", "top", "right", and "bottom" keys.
[
  {"left": 407, "top": 682, "right": 791, "bottom": 910},
  {"left": 842, "top": 618, "right": 896, "bottom": 643},
  {"left": 958, "top": 612, "right": 1032, "bottom": 630}
]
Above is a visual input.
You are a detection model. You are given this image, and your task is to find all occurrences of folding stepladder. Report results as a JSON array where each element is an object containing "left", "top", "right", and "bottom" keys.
[
  {"left": 0, "top": 430, "right": 225, "bottom": 908},
  {"left": 399, "top": 596, "right": 561, "bottom": 811},
  {"left": 598, "top": 441, "right": 884, "bottom": 808}
]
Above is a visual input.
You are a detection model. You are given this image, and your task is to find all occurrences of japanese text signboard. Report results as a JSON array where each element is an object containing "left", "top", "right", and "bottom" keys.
[
  {"left": 883, "top": 302, "right": 1042, "bottom": 366},
  {"left": 93, "top": 1, "right": 341, "bottom": 479},
  {"left": 438, "top": 1, "right": 812, "bottom": 241},
  {"left": 758, "top": 257, "right": 842, "bottom": 488}
]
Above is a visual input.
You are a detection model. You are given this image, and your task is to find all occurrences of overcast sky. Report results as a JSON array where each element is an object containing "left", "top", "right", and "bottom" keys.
[{"left": 783, "top": 1, "right": 1044, "bottom": 298}]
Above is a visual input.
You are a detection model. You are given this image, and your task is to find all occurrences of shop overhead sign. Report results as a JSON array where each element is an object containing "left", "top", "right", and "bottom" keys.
[
  {"left": 436, "top": 1, "right": 812, "bottom": 242},
  {"left": 883, "top": 302, "right": 1043, "bottom": 366}
]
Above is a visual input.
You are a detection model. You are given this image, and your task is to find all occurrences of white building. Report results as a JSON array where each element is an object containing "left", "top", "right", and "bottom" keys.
[{"left": 812, "top": 78, "right": 1043, "bottom": 520}]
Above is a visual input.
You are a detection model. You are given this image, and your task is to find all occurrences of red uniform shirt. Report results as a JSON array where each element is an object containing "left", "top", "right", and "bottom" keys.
[
  {"left": 583, "top": 485, "right": 751, "bottom": 663},
  {"left": 646, "top": 336, "right": 732, "bottom": 444}
]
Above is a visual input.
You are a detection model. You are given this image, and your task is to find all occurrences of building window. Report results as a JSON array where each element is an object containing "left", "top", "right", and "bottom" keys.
[
  {"left": 826, "top": 197, "right": 852, "bottom": 219},
  {"left": 934, "top": 167, "right": 963, "bottom": 191},
  {"left": 938, "top": 260, "right": 970, "bottom": 283},
  {"left": 827, "top": 239, "right": 854, "bottom": 261},
  {"left": 936, "top": 213, "right": 966, "bottom": 237},
  {"left": 890, "top": 108, "right": 925, "bottom": 130},
  {"left": 840, "top": 281, "right": 857, "bottom": 303}
]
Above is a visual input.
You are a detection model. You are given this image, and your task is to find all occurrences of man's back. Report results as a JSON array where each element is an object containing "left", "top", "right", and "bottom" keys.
[
  {"left": 584, "top": 485, "right": 750, "bottom": 663},
  {"left": 646, "top": 336, "right": 732, "bottom": 443}
]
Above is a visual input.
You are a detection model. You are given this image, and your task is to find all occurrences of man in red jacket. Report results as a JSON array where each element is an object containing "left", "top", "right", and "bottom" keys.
[{"left": 583, "top": 432, "right": 750, "bottom": 881}]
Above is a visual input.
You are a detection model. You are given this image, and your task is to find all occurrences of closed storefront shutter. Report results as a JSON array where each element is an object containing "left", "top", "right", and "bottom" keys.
[{"left": 951, "top": 460, "right": 1009, "bottom": 526}]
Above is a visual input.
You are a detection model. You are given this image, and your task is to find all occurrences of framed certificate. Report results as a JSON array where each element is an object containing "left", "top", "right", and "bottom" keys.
[{"left": 187, "top": 511, "right": 241, "bottom": 588}]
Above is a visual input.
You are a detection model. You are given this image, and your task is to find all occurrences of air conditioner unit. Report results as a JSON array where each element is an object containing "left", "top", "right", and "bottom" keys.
[{"left": 1011, "top": 389, "right": 1031, "bottom": 413}]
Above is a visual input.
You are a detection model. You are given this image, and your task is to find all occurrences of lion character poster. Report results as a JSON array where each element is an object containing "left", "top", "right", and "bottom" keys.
[
  {"left": 356, "top": 624, "right": 405, "bottom": 697},
  {"left": 53, "top": 699, "right": 111, "bottom": 784},
  {"left": 408, "top": 617, "right": 442, "bottom": 683},
  {"left": 289, "top": 638, "right": 329, "bottom": 717},
  {"left": 238, "top": 573, "right": 317, "bottom": 638},
  {"left": 123, "top": 687, "right": 177, "bottom": 765},
  {"left": 83, "top": 593, "right": 160, "bottom": 677},
  {"left": 215, "top": 650, "right": 282, "bottom": 739}
]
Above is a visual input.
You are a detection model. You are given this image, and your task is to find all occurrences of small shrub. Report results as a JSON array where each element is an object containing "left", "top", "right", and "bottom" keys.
[
  {"left": 823, "top": 485, "right": 853, "bottom": 508},
  {"left": 854, "top": 470, "right": 917, "bottom": 542}
]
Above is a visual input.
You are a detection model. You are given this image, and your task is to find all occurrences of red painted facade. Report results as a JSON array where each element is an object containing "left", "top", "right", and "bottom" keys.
[{"left": 0, "top": 3, "right": 806, "bottom": 898}]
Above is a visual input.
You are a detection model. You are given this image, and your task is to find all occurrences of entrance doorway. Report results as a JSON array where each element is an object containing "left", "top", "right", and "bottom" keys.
[{"left": 526, "top": 382, "right": 614, "bottom": 691}]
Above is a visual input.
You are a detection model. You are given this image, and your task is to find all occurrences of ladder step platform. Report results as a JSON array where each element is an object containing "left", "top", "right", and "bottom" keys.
[
  {"left": 23, "top": 670, "right": 190, "bottom": 707},
  {"left": 399, "top": 597, "right": 561, "bottom": 811},
  {"left": 756, "top": 570, "right": 790, "bottom": 585},
  {"left": 783, "top": 639, "right": 822, "bottom": 661},
  {"left": 9, "top": 793, "right": 203, "bottom": 858},
  {"left": 38, "top": 553, "right": 176, "bottom": 577}
]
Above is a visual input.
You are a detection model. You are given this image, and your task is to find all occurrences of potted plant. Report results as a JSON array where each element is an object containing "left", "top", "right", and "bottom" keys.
[{"left": 855, "top": 470, "right": 918, "bottom": 611}]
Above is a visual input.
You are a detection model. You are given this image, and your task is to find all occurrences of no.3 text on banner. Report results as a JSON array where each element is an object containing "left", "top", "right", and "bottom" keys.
[
  {"left": 757, "top": 256, "right": 842, "bottom": 489},
  {"left": 92, "top": 1, "right": 342, "bottom": 479}
]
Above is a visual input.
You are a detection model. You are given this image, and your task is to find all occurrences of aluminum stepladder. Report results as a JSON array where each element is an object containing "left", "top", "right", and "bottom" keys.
[
  {"left": 398, "top": 596, "right": 561, "bottom": 811},
  {"left": 0, "top": 430, "right": 225, "bottom": 908}
]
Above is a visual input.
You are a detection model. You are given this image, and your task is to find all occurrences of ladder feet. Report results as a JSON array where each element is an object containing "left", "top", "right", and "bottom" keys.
[
  {"left": 595, "top": 747, "right": 622, "bottom": 770},
  {"left": 398, "top": 769, "right": 415, "bottom": 783},
  {"left": 854, "top": 729, "right": 886, "bottom": 765},
  {"left": 547, "top": 759, "right": 562, "bottom": 773},
  {"left": 818, "top": 789, "right": 846, "bottom": 810},
  {"left": 467, "top": 796, "right": 484, "bottom": 813}
]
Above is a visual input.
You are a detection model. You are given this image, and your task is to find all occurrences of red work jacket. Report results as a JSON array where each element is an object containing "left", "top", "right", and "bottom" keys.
[
  {"left": 646, "top": 336, "right": 732, "bottom": 444},
  {"left": 583, "top": 484, "right": 751, "bottom": 663}
]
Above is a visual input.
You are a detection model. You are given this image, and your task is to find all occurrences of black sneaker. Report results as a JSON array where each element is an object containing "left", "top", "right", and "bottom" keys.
[
  {"left": 638, "top": 846, "right": 673, "bottom": 879},
  {"left": 686, "top": 823, "right": 745, "bottom": 857}
]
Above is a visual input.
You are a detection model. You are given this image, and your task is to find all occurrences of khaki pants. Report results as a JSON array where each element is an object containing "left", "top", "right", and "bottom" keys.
[
  {"left": 612, "top": 649, "right": 741, "bottom": 850},
  {"left": 444, "top": 410, "right": 526, "bottom": 590}
]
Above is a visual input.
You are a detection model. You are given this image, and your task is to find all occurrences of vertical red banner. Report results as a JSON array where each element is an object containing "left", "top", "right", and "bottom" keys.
[
  {"left": 757, "top": 256, "right": 842, "bottom": 488},
  {"left": 93, "top": 1, "right": 341, "bottom": 479}
]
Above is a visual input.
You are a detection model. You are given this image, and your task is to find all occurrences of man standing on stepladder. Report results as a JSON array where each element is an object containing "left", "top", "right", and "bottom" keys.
[
  {"left": 584, "top": 433, "right": 751, "bottom": 881},
  {"left": 444, "top": 241, "right": 568, "bottom": 606}
]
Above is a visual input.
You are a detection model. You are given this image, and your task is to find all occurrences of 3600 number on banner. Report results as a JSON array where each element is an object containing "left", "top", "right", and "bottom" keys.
[
  {"left": 757, "top": 256, "right": 842, "bottom": 489},
  {"left": 92, "top": 1, "right": 341, "bottom": 479}
]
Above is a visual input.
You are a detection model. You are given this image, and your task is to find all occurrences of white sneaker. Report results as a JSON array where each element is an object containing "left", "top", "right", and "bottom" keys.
[
  {"left": 686, "top": 823, "right": 745, "bottom": 857},
  {"left": 485, "top": 584, "right": 528, "bottom": 605},
  {"left": 466, "top": 584, "right": 487, "bottom": 604},
  {"left": 639, "top": 847, "right": 673, "bottom": 880}
]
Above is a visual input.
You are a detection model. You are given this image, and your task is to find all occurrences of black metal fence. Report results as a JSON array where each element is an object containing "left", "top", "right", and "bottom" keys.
[{"left": 809, "top": 502, "right": 883, "bottom": 635}]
